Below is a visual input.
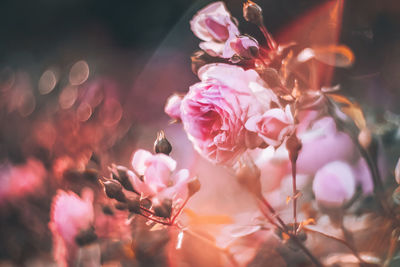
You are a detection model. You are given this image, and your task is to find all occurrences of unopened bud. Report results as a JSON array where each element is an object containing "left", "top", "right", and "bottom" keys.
[
  {"left": 153, "top": 199, "right": 173, "bottom": 218},
  {"left": 102, "top": 205, "right": 114, "bottom": 216},
  {"left": 115, "top": 202, "right": 128, "bottom": 210},
  {"left": 112, "top": 165, "right": 137, "bottom": 193},
  {"left": 286, "top": 133, "right": 302, "bottom": 162},
  {"left": 127, "top": 197, "right": 141, "bottom": 214},
  {"left": 75, "top": 227, "right": 97, "bottom": 246},
  {"left": 243, "top": 1, "right": 263, "bottom": 26},
  {"left": 187, "top": 177, "right": 201, "bottom": 197},
  {"left": 154, "top": 130, "right": 172, "bottom": 155},
  {"left": 140, "top": 198, "right": 152, "bottom": 209},
  {"left": 103, "top": 180, "right": 126, "bottom": 202}
]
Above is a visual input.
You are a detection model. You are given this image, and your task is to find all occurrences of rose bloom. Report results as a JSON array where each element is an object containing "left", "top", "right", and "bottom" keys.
[
  {"left": 190, "top": 1, "right": 240, "bottom": 57},
  {"left": 49, "top": 189, "right": 94, "bottom": 267},
  {"left": 245, "top": 105, "right": 294, "bottom": 147},
  {"left": 130, "top": 149, "right": 192, "bottom": 202},
  {"left": 178, "top": 63, "right": 277, "bottom": 164}
]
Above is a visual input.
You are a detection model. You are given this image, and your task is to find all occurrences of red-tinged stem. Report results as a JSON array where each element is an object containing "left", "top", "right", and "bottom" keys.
[
  {"left": 139, "top": 213, "right": 171, "bottom": 226},
  {"left": 259, "top": 25, "right": 277, "bottom": 50},
  {"left": 258, "top": 196, "right": 323, "bottom": 267},
  {"left": 290, "top": 157, "right": 298, "bottom": 234},
  {"left": 171, "top": 197, "right": 190, "bottom": 224},
  {"left": 259, "top": 195, "right": 288, "bottom": 232}
]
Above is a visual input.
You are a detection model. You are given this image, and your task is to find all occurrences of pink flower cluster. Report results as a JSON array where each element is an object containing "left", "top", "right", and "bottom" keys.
[{"left": 166, "top": 63, "right": 292, "bottom": 164}]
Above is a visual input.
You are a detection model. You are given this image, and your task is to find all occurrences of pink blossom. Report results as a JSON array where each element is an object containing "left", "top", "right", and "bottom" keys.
[
  {"left": 245, "top": 105, "right": 294, "bottom": 147},
  {"left": 223, "top": 35, "right": 259, "bottom": 59},
  {"left": 0, "top": 159, "right": 46, "bottom": 203},
  {"left": 130, "top": 149, "right": 192, "bottom": 201},
  {"left": 164, "top": 93, "right": 183, "bottom": 120},
  {"left": 296, "top": 116, "right": 358, "bottom": 174},
  {"left": 312, "top": 161, "right": 356, "bottom": 207},
  {"left": 180, "top": 63, "right": 276, "bottom": 164},
  {"left": 49, "top": 189, "right": 94, "bottom": 267},
  {"left": 190, "top": 1, "right": 240, "bottom": 57}
]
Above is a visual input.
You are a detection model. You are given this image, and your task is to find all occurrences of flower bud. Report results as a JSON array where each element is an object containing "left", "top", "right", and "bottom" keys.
[
  {"left": 140, "top": 198, "right": 152, "bottom": 209},
  {"left": 115, "top": 202, "right": 128, "bottom": 210},
  {"left": 103, "top": 180, "right": 126, "bottom": 202},
  {"left": 153, "top": 199, "right": 173, "bottom": 218},
  {"left": 187, "top": 177, "right": 201, "bottom": 197},
  {"left": 154, "top": 130, "right": 172, "bottom": 155},
  {"left": 228, "top": 35, "right": 259, "bottom": 60},
  {"left": 102, "top": 205, "right": 114, "bottom": 216},
  {"left": 127, "top": 197, "right": 141, "bottom": 214},
  {"left": 243, "top": 1, "right": 263, "bottom": 26},
  {"left": 286, "top": 133, "right": 302, "bottom": 162},
  {"left": 75, "top": 226, "right": 97, "bottom": 247},
  {"left": 358, "top": 127, "right": 372, "bottom": 149},
  {"left": 112, "top": 165, "right": 137, "bottom": 193}
]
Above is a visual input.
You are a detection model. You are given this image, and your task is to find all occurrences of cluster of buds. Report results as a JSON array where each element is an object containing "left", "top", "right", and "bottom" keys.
[{"left": 100, "top": 132, "right": 200, "bottom": 225}]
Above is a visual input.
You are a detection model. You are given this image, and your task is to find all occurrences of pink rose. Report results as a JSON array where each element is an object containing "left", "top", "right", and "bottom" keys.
[
  {"left": 245, "top": 105, "right": 294, "bottom": 147},
  {"left": 312, "top": 161, "right": 356, "bottom": 207},
  {"left": 180, "top": 63, "right": 276, "bottom": 164},
  {"left": 164, "top": 93, "right": 183, "bottom": 120},
  {"left": 190, "top": 1, "right": 240, "bottom": 57},
  {"left": 49, "top": 189, "right": 94, "bottom": 267},
  {"left": 130, "top": 149, "right": 192, "bottom": 202}
]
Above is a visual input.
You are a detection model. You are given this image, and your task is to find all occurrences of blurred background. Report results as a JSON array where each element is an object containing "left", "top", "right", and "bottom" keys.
[{"left": 0, "top": 0, "right": 400, "bottom": 265}]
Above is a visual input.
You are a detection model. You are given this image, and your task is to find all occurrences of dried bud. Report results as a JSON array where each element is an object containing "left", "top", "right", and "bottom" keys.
[
  {"left": 153, "top": 199, "right": 173, "bottom": 218},
  {"left": 103, "top": 180, "right": 126, "bottom": 202},
  {"left": 112, "top": 165, "right": 137, "bottom": 193},
  {"left": 102, "top": 205, "right": 114, "bottom": 216},
  {"left": 236, "top": 159, "right": 261, "bottom": 198},
  {"left": 243, "top": 1, "right": 263, "bottom": 26},
  {"left": 187, "top": 177, "right": 201, "bottom": 197},
  {"left": 140, "top": 198, "right": 152, "bottom": 209},
  {"left": 115, "top": 202, "right": 128, "bottom": 210},
  {"left": 286, "top": 133, "right": 302, "bottom": 162},
  {"left": 127, "top": 197, "right": 141, "bottom": 214},
  {"left": 75, "top": 227, "right": 97, "bottom": 246},
  {"left": 154, "top": 130, "right": 172, "bottom": 155}
]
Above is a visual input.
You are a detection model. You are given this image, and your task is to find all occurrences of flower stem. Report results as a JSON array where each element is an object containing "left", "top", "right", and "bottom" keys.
[
  {"left": 291, "top": 157, "right": 298, "bottom": 234},
  {"left": 259, "top": 24, "right": 277, "bottom": 50},
  {"left": 304, "top": 226, "right": 366, "bottom": 265}
]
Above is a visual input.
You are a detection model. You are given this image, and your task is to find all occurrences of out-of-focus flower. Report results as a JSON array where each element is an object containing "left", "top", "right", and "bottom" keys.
[
  {"left": 190, "top": 1, "right": 240, "bottom": 57},
  {"left": 179, "top": 63, "right": 276, "bottom": 164},
  {"left": 245, "top": 105, "right": 294, "bottom": 147},
  {"left": 164, "top": 94, "right": 183, "bottom": 120},
  {"left": 296, "top": 116, "right": 358, "bottom": 174},
  {"left": 223, "top": 35, "right": 259, "bottom": 60},
  {"left": 0, "top": 158, "right": 46, "bottom": 203},
  {"left": 49, "top": 189, "right": 94, "bottom": 267},
  {"left": 130, "top": 149, "right": 192, "bottom": 202},
  {"left": 312, "top": 161, "right": 356, "bottom": 207}
]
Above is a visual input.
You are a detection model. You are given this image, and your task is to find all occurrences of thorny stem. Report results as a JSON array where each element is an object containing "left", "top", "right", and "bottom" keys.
[
  {"left": 171, "top": 197, "right": 189, "bottom": 224},
  {"left": 258, "top": 196, "right": 323, "bottom": 267},
  {"left": 383, "top": 230, "right": 399, "bottom": 267},
  {"left": 303, "top": 226, "right": 366, "bottom": 265}
]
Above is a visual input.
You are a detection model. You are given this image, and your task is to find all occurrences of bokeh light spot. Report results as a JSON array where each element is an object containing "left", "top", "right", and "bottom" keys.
[{"left": 69, "top": 60, "right": 89, "bottom": 85}]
